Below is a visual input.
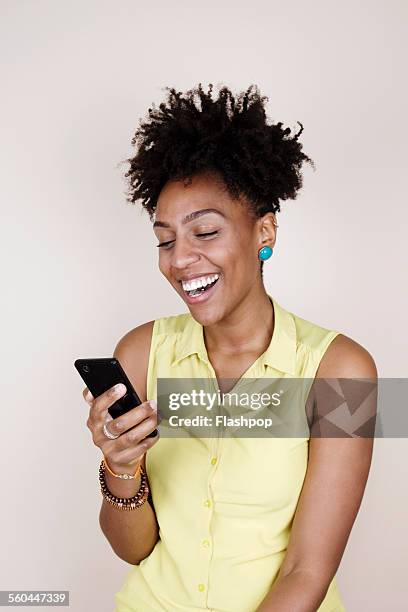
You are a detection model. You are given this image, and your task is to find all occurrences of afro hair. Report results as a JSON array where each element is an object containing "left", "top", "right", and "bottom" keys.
[{"left": 123, "top": 83, "right": 315, "bottom": 224}]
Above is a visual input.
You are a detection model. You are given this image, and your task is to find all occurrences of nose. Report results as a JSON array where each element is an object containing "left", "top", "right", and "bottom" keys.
[{"left": 170, "top": 236, "right": 200, "bottom": 270}]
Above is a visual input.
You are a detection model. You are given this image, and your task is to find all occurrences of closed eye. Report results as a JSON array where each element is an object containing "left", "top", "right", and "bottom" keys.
[
  {"left": 196, "top": 231, "right": 218, "bottom": 238},
  {"left": 156, "top": 231, "right": 219, "bottom": 248},
  {"left": 156, "top": 239, "right": 175, "bottom": 248}
]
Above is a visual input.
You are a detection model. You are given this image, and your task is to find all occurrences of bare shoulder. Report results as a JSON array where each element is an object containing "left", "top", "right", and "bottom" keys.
[
  {"left": 316, "top": 333, "right": 378, "bottom": 379},
  {"left": 307, "top": 333, "right": 378, "bottom": 438},
  {"left": 113, "top": 320, "right": 155, "bottom": 402},
  {"left": 115, "top": 320, "right": 155, "bottom": 356}
]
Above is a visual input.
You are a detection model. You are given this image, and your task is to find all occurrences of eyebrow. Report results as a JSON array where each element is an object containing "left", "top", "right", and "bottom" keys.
[{"left": 153, "top": 208, "right": 226, "bottom": 229}]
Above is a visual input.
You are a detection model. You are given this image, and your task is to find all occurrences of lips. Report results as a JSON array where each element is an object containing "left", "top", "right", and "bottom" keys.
[
  {"left": 181, "top": 273, "right": 218, "bottom": 292},
  {"left": 180, "top": 275, "right": 220, "bottom": 305},
  {"left": 178, "top": 273, "right": 220, "bottom": 283}
]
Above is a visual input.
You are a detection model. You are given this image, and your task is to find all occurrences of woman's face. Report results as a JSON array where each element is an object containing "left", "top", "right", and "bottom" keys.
[{"left": 153, "top": 171, "right": 272, "bottom": 325}]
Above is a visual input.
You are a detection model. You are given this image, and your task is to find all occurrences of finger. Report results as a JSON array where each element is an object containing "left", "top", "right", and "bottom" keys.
[
  {"left": 83, "top": 387, "right": 94, "bottom": 404},
  {"left": 102, "top": 400, "right": 156, "bottom": 438},
  {"left": 98, "top": 408, "right": 158, "bottom": 450},
  {"left": 115, "top": 412, "right": 159, "bottom": 451},
  {"left": 89, "top": 383, "right": 127, "bottom": 423},
  {"left": 109, "top": 430, "right": 160, "bottom": 468}
]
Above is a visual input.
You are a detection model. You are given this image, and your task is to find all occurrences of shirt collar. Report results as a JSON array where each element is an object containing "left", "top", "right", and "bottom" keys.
[{"left": 171, "top": 294, "right": 297, "bottom": 375}]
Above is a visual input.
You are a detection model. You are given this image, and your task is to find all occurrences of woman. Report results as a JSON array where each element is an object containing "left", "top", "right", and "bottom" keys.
[{"left": 83, "top": 84, "right": 377, "bottom": 611}]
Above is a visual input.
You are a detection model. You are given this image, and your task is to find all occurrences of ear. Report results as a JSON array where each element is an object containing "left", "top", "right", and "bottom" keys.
[{"left": 257, "top": 212, "right": 278, "bottom": 249}]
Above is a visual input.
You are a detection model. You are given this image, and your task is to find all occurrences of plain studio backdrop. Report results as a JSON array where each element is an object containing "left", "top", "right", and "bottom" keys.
[{"left": 1, "top": 1, "right": 407, "bottom": 610}]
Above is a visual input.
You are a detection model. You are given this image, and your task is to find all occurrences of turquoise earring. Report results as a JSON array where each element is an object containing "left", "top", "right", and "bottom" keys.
[{"left": 258, "top": 245, "right": 273, "bottom": 261}]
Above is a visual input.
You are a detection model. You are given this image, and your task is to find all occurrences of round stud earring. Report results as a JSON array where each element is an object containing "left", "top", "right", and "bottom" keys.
[{"left": 258, "top": 246, "right": 273, "bottom": 261}]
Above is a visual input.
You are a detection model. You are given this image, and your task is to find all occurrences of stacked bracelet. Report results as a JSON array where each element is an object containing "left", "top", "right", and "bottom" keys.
[{"left": 99, "top": 459, "right": 150, "bottom": 511}]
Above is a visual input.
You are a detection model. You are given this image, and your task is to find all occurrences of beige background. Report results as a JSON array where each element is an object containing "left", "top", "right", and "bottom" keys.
[{"left": 1, "top": 1, "right": 407, "bottom": 610}]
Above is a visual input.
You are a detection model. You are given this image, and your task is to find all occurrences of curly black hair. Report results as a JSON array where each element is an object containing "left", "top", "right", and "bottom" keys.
[{"left": 123, "top": 83, "right": 315, "bottom": 221}]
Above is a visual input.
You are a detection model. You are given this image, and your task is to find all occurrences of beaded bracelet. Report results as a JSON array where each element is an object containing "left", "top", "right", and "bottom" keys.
[{"left": 99, "top": 459, "right": 150, "bottom": 511}]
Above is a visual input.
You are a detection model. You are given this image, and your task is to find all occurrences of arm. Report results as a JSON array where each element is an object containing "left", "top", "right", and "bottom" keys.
[
  {"left": 98, "top": 320, "right": 160, "bottom": 565},
  {"left": 256, "top": 334, "right": 378, "bottom": 611}
]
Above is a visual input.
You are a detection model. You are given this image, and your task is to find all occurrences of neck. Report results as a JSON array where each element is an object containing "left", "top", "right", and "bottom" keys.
[{"left": 203, "top": 287, "right": 274, "bottom": 356}]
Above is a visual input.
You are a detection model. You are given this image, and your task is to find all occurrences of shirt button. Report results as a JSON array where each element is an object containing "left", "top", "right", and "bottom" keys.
[
  {"left": 203, "top": 499, "right": 212, "bottom": 508},
  {"left": 210, "top": 457, "right": 217, "bottom": 465},
  {"left": 201, "top": 538, "right": 210, "bottom": 547},
  {"left": 198, "top": 583, "right": 205, "bottom": 592}
]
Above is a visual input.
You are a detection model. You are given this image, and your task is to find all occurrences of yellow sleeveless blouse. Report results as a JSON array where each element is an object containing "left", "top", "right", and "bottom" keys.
[{"left": 114, "top": 295, "right": 346, "bottom": 611}]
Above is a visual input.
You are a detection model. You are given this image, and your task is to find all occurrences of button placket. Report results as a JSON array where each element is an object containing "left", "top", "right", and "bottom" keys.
[{"left": 195, "top": 361, "right": 220, "bottom": 608}]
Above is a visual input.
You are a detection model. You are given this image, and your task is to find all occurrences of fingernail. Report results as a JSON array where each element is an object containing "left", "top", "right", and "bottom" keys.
[
  {"left": 85, "top": 390, "right": 93, "bottom": 402},
  {"left": 112, "top": 383, "right": 125, "bottom": 395},
  {"left": 149, "top": 399, "right": 157, "bottom": 411}
]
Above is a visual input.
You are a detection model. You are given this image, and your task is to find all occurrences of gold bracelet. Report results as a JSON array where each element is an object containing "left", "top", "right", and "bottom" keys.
[{"left": 102, "top": 455, "right": 141, "bottom": 479}]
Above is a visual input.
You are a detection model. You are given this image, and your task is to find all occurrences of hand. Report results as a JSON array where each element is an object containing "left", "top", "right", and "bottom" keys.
[{"left": 83, "top": 383, "right": 160, "bottom": 474}]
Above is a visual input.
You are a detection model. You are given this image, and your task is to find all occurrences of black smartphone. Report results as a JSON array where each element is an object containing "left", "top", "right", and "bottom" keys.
[{"left": 74, "top": 357, "right": 158, "bottom": 438}]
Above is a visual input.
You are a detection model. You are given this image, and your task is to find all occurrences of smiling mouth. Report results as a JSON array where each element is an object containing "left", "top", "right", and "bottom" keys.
[{"left": 182, "top": 276, "right": 220, "bottom": 298}]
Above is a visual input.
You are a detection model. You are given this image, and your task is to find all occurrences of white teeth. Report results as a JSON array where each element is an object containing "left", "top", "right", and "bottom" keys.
[{"left": 181, "top": 273, "right": 219, "bottom": 292}]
